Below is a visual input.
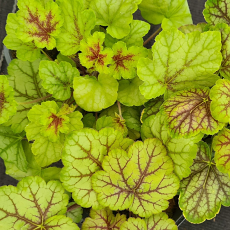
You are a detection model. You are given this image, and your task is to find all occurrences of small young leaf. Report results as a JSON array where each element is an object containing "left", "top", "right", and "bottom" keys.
[
  {"left": 67, "top": 202, "right": 83, "bottom": 224},
  {"left": 120, "top": 217, "right": 146, "bottom": 230},
  {"left": 179, "top": 142, "right": 230, "bottom": 224},
  {"left": 137, "top": 29, "right": 222, "bottom": 99},
  {"left": 92, "top": 139, "right": 180, "bottom": 217},
  {"left": 0, "top": 176, "right": 79, "bottom": 229},
  {"left": 82, "top": 208, "right": 126, "bottom": 229},
  {"left": 163, "top": 88, "right": 224, "bottom": 137},
  {"left": 60, "top": 128, "right": 133, "bottom": 209},
  {"left": 179, "top": 22, "right": 209, "bottom": 34},
  {"left": 39, "top": 60, "right": 80, "bottom": 100}
]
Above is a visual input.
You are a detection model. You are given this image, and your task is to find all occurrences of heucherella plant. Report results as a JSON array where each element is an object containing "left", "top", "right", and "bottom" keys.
[{"left": 3, "top": 0, "right": 230, "bottom": 228}]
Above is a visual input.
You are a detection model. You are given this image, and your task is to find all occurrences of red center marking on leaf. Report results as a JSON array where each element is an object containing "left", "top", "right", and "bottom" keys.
[
  {"left": 0, "top": 92, "right": 5, "bottom": 112},
  {"left": 48, "top": 114, "right": 64, "bottom": 134},
  {"left": 86, "top": 42, "right": 107, "bottom": 65},
  {"left": 113, "top": 49, "right": 135, "bottom": 71}
]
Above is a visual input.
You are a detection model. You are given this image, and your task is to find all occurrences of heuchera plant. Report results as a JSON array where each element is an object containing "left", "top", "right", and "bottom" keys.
[{"left": 1, "top": 0, "right": 230, "bottom": 228}]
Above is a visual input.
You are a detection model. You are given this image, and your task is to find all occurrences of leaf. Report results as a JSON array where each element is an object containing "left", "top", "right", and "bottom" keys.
[
  {"left": 120, "top": 218, "right": 147, "bottom": 230},
  {"left": 82, "top": 208, "right": 126, "bottom": 229},
  {"left": 56, "top": 0, "right": 96, "bottom": 55},
  {"left": 60, "top": 127, "right": 133, "bottom": 209},
  {"left": 41, "top": 167, "right": 62, "bottom": 182},
  {"left": 0, "top": 176, "right": 79, "bottom": 229},
  {"left": 0, "top": 126, "right": 27, "bottom": 172},
  {"left": 163, "top": 88, "right": 224, "bottom": 137},
  {"left": 73, "top": 74, "right": 118, "bottom": 112},
  {"left": 67, "top": 202, "right": 83, "bottom": 224},
  {"left": 92, "top": 138, "right": 180, "bottom": 217},
  {"left": 179, "top": 141, "right": 230, "bottom": 223},
  {"left": 203, "top": 0, "right": 230, "bottom": 26},
  {"left": 90, "top": 0, "right": 138, "bottom": 39},
  {"left": 137, "top": 29, "right": 222, "bottom": 99},
  {"left": 210, "top": 79, "right": 230, "bottom": 123},
  {"left": 179, "top": 22, "right": 209, "bottom": 34},
  {"left": 57, "top": 53, "right": 76, "bottom": 67},
  {"left": 39, "top": 60, "right": 80, "bottom": 100},
  {"left": 5, "top": 58, "right": 48, "bottom": 133},
  {"left": 109, "top": 42, "right": 147, "bottom": 80},
  {"left": 141, "top": 112, "right": 203, "bottom": 180},
  {"left": 82, "top": 113, "right": 96, "bottom": 128},
  {"left": 138, "top": 0, "right": 192, "bottom": 28},
  {"left": 79, "top": 32, "right": 113, "bottom": 73},
  {"left": 118, "top": 77, "right": 148, "bottom": 106}
]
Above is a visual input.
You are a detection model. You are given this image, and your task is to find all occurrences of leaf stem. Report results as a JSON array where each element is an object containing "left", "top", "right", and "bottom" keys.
[
  {"left": 143, "top": 26, "right": 162, "bottom": 46},
  {"left": 18, "top": 94, "right": 52, "bottom": 105},
  {"left": 67, "top": 203, "right": 81, "bottom": 212},
  {"left": 41, "top": 49, "right": 53, "bottom": 61},
  {"left": 117, "top": 101, "right": 123, "bottom": 118}
]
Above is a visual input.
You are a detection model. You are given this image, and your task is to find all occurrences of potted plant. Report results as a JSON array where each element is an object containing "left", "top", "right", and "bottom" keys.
[{"left": 1, "top": 0, "right": 230, "bottom": 229}]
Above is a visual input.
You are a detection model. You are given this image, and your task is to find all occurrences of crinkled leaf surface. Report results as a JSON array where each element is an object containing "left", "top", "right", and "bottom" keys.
[
  {"left": 179, "top": 141, "right": 230, "bottom": 223},
  {"left": 210, "top": 79, "right": 230, "bottom": 123},
  {"left": 73, "top": 74, "right": 118, "bottom": 112},
  {"left": 139, "top": 0, "right": 192, "bottom": 28},
  {"left": 120, "top": 217, "right": 146, "bottom": 230},
  {"left": 92, "top": 139, "right": 180, "bottom": 217},
  {"left": 163, "top": 88, "right": 224, "bottom": 137},
  {"left": 56, "top": 0, "right": 96, "bottom": 55},
  {"left": 66, "top": 202, "right": 83, "bottom": 224},
  {"left": 90, "top": 0, "right": 138, "bottom": 39},
  {"left": 0, "top": 176, "right": 79, "bottom": 229},
  {"left": 82, "top": 208, "right": 126, "bottom": 229},
  {"left": 39, "top": 60, "right": 80, "bottom": 100},
  {"left": 5, "top": 58, "right": 48, "bottom": 133},
  {"left": 60, "top": 127, "right": 133, "bottom": 209},
  {"left": 16, "top": 0, "right": 63, "bottom": 49},
  {"left": 137, "top": 29, "right": 222, "bottom": 99}
]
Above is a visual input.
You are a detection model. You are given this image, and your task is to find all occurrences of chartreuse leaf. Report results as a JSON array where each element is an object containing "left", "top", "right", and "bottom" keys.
[
  {"left": 120, "top": 218, "right": 146, "bottom": 230},
  {"left": 82, "top": 208, "right": 126, "bottom": 229},
  {"left": 60, "top": 128, "right": 133, "bottom": 209},
  {"left": 92, "top": 139, "right": 180, "bottom": 217},
  {"left": 56, "top": 0, "right": 96, "bottom": 55},
  {"left": 179, "top": 141, "right": 230, "bottom": 223},
  {"left": 210, "top": 79, "right": 230, "bottom": 123},
  {"left": 141, "top": 112, "right": 202, "bottom": 180},
  {"left": 5, "top": 58, "right": 48, "bottom": 133},
  {"left": 0, "top": 75, "right": 17, "bottom": 124},
  {"left": 79, "top": 32, "right": 113, "bottom": 73},
  {"left": 73, "top": 74, "right": 118, "bottom": 112},
  {"left": 109, "top": 42, "right": 147, "bottom": 80},
  {"left": 66, "top": 202, "right": 83, "bottom": 224},
  {"left": 118, "top": 76, "right": 148, "bottom": 106},
  {"left": 139, "top": 0, "right": 192, "bottom": 28},
  {"left": 137, "top": 29, "right": 222, "bottom": 99},
  {"left": 39, "top": 60, "right": 80, "bottom": 100},
  {"left": 203, "top": 0, "right": 230, "bottom": 26},
  {"left": 179, "top": 22, "right": 209, "bottom": 34},
  {"left": 0, "top": 176, "right": 79, "bottom": 229},
  {"left": 213, "top": 128, "right": 230, "bottom": 176},
  {"left": 16, "top": 0, "right": 63, "bottom": 49},
  {"left": 90, "top": 0, "right": 138, "bottom": 39},
  {"left": 3, "top": 14, "right": 41, "bottom": 62},
  {"left": 163, "top": 88, "right": 224, "bottom": 137}
]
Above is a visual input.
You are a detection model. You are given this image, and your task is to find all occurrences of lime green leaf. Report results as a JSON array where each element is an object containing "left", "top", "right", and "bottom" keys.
[
  {"left": 139, "top": 0, "right": 192, "bottom": 28},
  {"left": 210, "top": 79, "right": 230, "bottom": 123},
  {"left": 0, "top": 75, "right": 17, "bottom": 124},
  {"left": 56, "top": 0, "right": 96, "bottom": 55},
  {"left": 0, "top": 176, "right": 79, "bottom": 229},
  {"left": 90, "top": 0, "right": 138, "bottom": 39},
  {"left": 179, "top": 22, "right": 209, "bottom": 34},
  {"left": 145, "top": 213, "right": 177, "bottom": 230},
  {"left": 16, "top": 0, "right": 63, "bottom": 49},
  {"left": 109, "top": 42, "right": 147, "bottom": 80},
  {"left": 92, "top": 139, "right": 180, "bottom": 217},
  {"left": 82, "top": 113, "right": 96, "bottom": 128},
  {"left": 120, "top": 218, "right": 147, "bottom": 230},
  {"left": 203, "top": 0, "right": 230, "bottom": 26},
  {"left": 41, "top": 167, "right": 62, "bottom": 182},
  {"left": 0, "top": 126, "right": 27, "bottom": 172},
  {"left": 61, "top": 127, "right": 133, "bottom": 209},
  {"left": 5, "top": 59, "right": 48, "bottom": 133},
  {"left": 39, "top": 60, "right": 80, "bottom": 100},
  {"left": 141, "top": 112, "right": 203, "bottom": 179},
  {"left": 82, "top": 208, "right": 126, "bottom": 229},
  {"left": 57, "top": 53, "right": 76, "bottom": 67},
  {"left": 137, "top": 29, "right": 222, "bottom": 99},
  {"left": 179, "top": 141, "right": 230, "bottom": 224},
  {"left": 79, "top": 32, "right": 113, "bottom": 73},
  {"left": 67, "top": 202, "right": 83, "bottom": 224},
  {"left": 213, "top": 128, "right": 230, "bottom": 176},
  {"left": 73, "top": 74, "right": 118, "bottom": 112},
  {"left": 163, "top": 88, "right": 224, "bottom": 137}
]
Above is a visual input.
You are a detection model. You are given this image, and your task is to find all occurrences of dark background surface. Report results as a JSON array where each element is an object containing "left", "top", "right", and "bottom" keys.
[{"left": 1, "top": 0, "right": 230, "bottom": 229}]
